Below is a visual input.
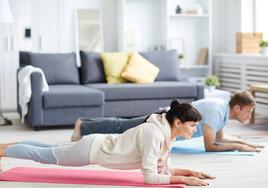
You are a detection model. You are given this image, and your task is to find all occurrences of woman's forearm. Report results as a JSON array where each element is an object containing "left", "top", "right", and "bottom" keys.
[{"left": 173, "top": 168, "right": 193, "bottom": 176}]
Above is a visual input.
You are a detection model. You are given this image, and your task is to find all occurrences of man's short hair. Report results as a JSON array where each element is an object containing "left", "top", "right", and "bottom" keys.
[{"left": 229, "top": 91, "right": 256, "bottom": 108}]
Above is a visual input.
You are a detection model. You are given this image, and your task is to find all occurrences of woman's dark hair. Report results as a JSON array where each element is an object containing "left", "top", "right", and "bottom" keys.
[{"left": 166, "top": 99, "right": 202, "bottom": 126}]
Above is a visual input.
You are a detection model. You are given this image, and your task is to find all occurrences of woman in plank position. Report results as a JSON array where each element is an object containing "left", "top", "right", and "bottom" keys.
[{"left": 0, "top": 100, "right": 215, "bottom": 186}]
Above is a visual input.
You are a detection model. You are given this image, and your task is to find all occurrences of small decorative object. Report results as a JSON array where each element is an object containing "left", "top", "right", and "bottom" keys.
[
  {"left": 205, "top": 74, "right": 220, "bottom": 92},
  {"left": 25, "top": 28, "right": 31, "bottom": 38},
  {"left": 259, "top": 39, "right": 268, "bottom": 55},
  {"left": 178, "top": 53, "right": 185, "bottom": 66},
  {"left": 193, "top": 4, "right": 203, "bottom": 15},
  {"left": 185, "top": 4, "right": 203, "bottom": 15},
  {"left": 176, "top": 5, "right": 182, "bottom": 14},
  {"left": 197, "top": 48, "right": 208, "bottom": 65},
  {"left": 236, "top": 32, "right": 262, "bottom": 53},
  {"left": 178, "top": 53, "right": 184, "bottom": 59}
]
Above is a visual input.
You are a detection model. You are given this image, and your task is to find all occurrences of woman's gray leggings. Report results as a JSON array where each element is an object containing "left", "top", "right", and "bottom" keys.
[{"left": 5, "top": 141, "right": 58, "bottom": 164}]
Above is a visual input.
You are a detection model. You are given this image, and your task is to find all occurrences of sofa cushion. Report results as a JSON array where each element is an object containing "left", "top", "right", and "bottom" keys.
[
  {"left": 43, "top": 85, "right": 104, "bottom": 108},
  {"left": 140, "top": 50, "right": 181, "bottom": 81},
  {"left": 87, "top": 81, "right": 198, "bottom": 101},
  {"left": 101, "top": 52, "right": 129, "bottom": 84},
  {"left": 80, "top": 51, "right": 106, "bottom": 84},
  {"left": 19, "top": 51, "right": 31, "bottom": 67},
  {"left": 29, "top": 52, "right": 80, "bottom": 84},
  {"left": 121, "top": 52, "right": 159, "bottom": 83}
]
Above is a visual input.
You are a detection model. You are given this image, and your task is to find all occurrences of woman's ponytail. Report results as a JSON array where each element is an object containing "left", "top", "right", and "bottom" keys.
[{"left": 170, "top": 99, "right": 180, "bottom": 109}]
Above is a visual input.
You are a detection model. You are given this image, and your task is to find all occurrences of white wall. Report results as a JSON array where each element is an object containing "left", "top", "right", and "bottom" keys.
[
  {"left": 11, "top": 0, "right": 32, "bottom": 51},
  {"left": 241, "top": 0, "right": 254, "bottom": 32},
  {"left": 212, "top": 0, "right": 227, "bottom": 53},
  {"left": 119, "top": 0, "right": 166, "bottom": 51},
  {"left": 212, "top": 0, "right": 256, "bottom": 54},
  {"left": 212, "top": 0, "right": 242, "bottom": 54}
]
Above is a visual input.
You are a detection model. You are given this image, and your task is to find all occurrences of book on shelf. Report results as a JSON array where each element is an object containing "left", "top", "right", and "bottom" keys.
[{"left": 196, "top": 48, "right": 208, "bottom": 65}]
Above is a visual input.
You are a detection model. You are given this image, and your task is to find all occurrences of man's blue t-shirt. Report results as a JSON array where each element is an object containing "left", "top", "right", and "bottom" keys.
[{"left": 190, "top": 98, "right": 230, "bottom": 138}]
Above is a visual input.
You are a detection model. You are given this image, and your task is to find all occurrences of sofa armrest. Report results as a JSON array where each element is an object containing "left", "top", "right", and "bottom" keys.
[
  {"left": 196, "top": 83, "right": 205, "bottom": 99},
  {"left": 26, "top": 72, "right": 44, "bottom": 127}
]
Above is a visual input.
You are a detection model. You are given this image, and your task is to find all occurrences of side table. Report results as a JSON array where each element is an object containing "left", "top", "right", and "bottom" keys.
[{"left": 250, "top": 84, "right": 268, "bottom": 124}]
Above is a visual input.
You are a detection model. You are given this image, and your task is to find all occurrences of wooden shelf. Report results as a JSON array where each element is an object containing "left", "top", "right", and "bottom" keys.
[
  {"left": 180, "top": 65, "right": 210, "bottom": 69},
  {"left": 78, "top": 20, "right": 100, "bottom": 25},
  {"left": 169, "top": 14, "right": 209, "bottom": 18}
]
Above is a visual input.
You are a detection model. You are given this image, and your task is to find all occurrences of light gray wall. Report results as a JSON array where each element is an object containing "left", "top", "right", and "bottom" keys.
[{"left": 212, "top": 0, "right": 242, "bottom": 54}]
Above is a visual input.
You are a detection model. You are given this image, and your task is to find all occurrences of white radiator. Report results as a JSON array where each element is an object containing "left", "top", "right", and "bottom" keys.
[{"left": 214, "top": 54, "right": 268, "bottom": 115}]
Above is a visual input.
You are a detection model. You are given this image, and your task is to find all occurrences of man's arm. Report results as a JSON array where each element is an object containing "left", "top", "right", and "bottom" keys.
[
  {"left": 203, "top": 125, "right": 260, "bottom": 152},
  {"left": 216, "top": 129, "right": 264, "bottom": 148}
]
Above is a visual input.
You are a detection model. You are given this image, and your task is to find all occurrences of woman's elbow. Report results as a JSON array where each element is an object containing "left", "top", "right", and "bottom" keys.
[{"left": 143, "top": 176, "right": 155, "bottom": 184}]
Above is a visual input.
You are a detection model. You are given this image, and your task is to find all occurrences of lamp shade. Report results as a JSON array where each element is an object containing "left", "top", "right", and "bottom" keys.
[{"left": 0, "top": 0, "right": 13, "bottom": 23}]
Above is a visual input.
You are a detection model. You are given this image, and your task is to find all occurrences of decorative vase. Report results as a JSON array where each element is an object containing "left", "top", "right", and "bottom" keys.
[
  {"left": 207, "top": 85, "right": 216, "bottom": 92},
  {"left": 260, "top": 47, "right": 268, "bottom": 55},
  {"left": 176, "top": 5, "right": 182, "bottom": 14}
]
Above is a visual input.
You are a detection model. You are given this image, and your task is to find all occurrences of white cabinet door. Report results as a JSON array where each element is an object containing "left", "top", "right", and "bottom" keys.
[
  {"left": 31, "top": 0, "right": 59, "bottom": 52},
  {"left": 0, "top": 25, "right": 4, "bottom": 111},
  {"left": 0, "top": 23, "right": 18, "bottom": 111}
]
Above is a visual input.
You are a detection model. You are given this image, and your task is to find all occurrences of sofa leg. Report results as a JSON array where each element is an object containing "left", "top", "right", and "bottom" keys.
[{"left": 34, "top": 126, "right": 41, "bottom": 131}]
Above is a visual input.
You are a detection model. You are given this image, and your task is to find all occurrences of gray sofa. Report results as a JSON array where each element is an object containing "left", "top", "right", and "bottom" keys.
[{"left": 19, "top": 50, "right": 204, "bottom": 129}]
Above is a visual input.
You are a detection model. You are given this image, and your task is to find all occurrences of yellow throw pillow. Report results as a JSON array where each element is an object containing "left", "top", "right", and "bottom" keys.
[
  {"left": 101, "top": 52, "right": 129, "bottom": 84},
  {"left": 121, "top": 52, "right": 159, "bottom": 83}
]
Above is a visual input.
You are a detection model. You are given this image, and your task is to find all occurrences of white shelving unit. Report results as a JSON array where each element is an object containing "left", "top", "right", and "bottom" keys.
[
  {"left": 166, "top": 0, "right": 212, "bottom": 70},
  {"left": 118, "top": 0, "right": 212, "bottom": 78},
  {"left": 169, "top": 14, "right": 209, "bottom": 18}
]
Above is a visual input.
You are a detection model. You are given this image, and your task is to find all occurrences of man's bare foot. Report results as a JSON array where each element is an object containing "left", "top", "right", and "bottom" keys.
[{"left": 71, "top": 118, "right": 83, "bottom": 142}]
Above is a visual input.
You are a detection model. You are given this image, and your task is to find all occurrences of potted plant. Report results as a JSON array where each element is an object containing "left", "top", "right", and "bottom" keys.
[
  {"left": 178, "top": 53, "right": 186, "bottom": 67},
  {"left": 205, "top": 74, "right": 220, "bottom": 91},
  {"left": 259, "top": 40, "right": 268, "bottom": 55}
]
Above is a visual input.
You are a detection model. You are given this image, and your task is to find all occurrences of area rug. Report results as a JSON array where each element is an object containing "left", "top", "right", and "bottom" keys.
[{"left": 0, "top": 167, "right": 185, "bottom": 187}]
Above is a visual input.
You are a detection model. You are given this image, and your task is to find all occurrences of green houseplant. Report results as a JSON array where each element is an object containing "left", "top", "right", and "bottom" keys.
[
  {"left": 259, "top": 40, "right": 268, "bottom": 55},
  {"left": 205, "top": 74, "right": 220, "bottom": 91}
]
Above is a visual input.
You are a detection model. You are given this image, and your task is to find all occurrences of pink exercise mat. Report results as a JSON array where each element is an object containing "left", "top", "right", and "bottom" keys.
[{"left": 0, "top": 167, "right": 185, "bottom": 187}]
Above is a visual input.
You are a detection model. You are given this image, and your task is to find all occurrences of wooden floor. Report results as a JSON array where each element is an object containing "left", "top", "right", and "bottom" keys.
[{"left": 0, "top": 114, "right": 268, "bottom": 188}]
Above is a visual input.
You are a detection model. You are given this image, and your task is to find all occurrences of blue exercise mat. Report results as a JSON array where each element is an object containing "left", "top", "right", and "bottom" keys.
[{"left": 171, "top": 137, "right": 256, "bottom": 156}]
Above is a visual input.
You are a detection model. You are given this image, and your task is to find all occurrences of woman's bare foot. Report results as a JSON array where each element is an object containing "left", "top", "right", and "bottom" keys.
[
  {"left": 0, "top": 158, "right": 2, "bottom": 172},
  {"left": 71, "top": 118, "right": 83, "bottom": 142},
  {"left": 0, "top": 142, "right": 17, "bottom": 149}
]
